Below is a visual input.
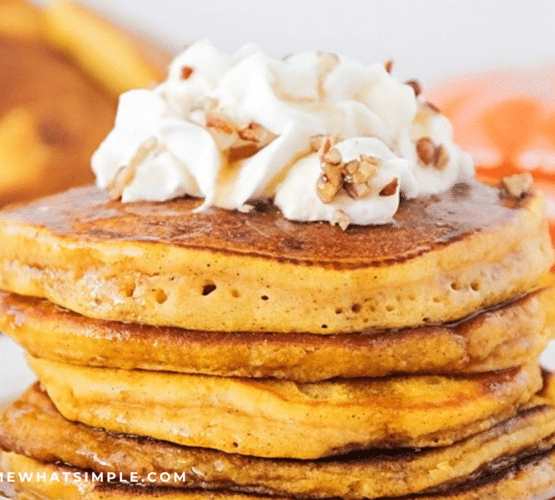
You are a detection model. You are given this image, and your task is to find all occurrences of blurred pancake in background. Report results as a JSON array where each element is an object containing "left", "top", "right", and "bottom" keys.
[
  {"left": 0, "top": 0, "right": 172, "bottom": 206},
  {"left": 427, "top": 65, "right": 555, "bottom": 243}
]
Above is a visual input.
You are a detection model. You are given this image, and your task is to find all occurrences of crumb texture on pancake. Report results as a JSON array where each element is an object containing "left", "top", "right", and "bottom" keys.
[{"left": 0, "top": 182, "right": 552, "bottom": 333}]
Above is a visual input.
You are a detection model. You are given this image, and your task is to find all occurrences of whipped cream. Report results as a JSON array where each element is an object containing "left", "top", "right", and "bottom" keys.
[{"left": 92, "top": 40, "right": 474, "bottom": 227}]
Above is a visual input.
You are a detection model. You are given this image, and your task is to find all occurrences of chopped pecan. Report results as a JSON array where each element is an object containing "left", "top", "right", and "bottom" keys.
[
  {"left": 108, "top": 137, "right": 158, "bottom": 199},
  {"left": 384, "top": 59, "right": 394, "bottom": 73},
  {"left": 181, "top": 66, "right": 194, "bottom": 80},
  {"left": 238, "top": 122, "right": 276, "bottom": 146},
  {"left": 501, "top": 172, "right": 533, "bottom": 198},
  {"left": 206, "top": 114, "right": 276, "bottom": 162},
  {"left": 379, "top": 177, "right": 399, "bottom": 196},
  {"left": 331, "top": 210, "right": 351, "bottom": 231},
  {"left": 416, "top": 137, "right": 435, "bottom": 165},
  {"left": 343, "top": 155, "right": 381, "bottom": 187},
  {"left": 405, "top": 79, "right": 422, "bottom": 97},
  {"left": 416, "top": 138, "right": 449, "bottom": 170},
  {"left": 227, "top": 142, "right": 260, "bottom": 162},
  {"left": 309, "top": 134, "right": 326, "bottom": 152},
  {"left": 434, "top": 144, "right": 449, "bottom": 171},
  {"left": 344, "top": 181, "right": 372, "bottom": 199},
  {"left": 317, "top": 173, "right": 341, "bottom": 203},
  {"left": 229, "top": 122, "right": 277, "bottom": 161},
  {"left": 343, "top": 155, "right": 380, "bottom": 199},
  {"left": 317, "top": 147, "right": 344, "bottom": 203},
  {"left": 321, "top": 147, "right": 342, "bottom": 166},
  {"left": 205, "top": 112, "right": 237, "bottom": 135},
  {"left": 311, "top": 135, "right": 339, "bottom": 155}
]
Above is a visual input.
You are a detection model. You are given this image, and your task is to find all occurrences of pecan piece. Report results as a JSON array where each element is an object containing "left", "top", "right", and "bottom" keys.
[
  {"left": 181, "top": 66, "right": 194, "bottom": 80},
  {"left": 344, "top": 181, "right": 372, "bottom": 199},
  {"left": 107, "top": 137, "right": 159, "bottom": 200},
  {"left": 205, "top": 112, "right": 236, "bottom": 135},
  {"left": 238, "top": 122, "right": 276, "bottom": 147},
  {"left": 317, "top": 147, "right": 344, "bottom": 203},
  {"left": 343, "top": 156, "right": 380, "bottom": 200},
  {"left": 501, "top": 172, "right": 533, "bottom": 198},
  {"left": 379, "top": 177, "right": 399, "bottom": 196},
  {"left": 405, "top": 79, "right": 422, "bottom": 97},
  {"left": 206, "top": 114, "right": 277, "bottom": 162},
  {"left": 321, "top": 146, "right": 342, "bottom": 165},
  {"left": 434, "top": 144, "right": 449, "bottom": 171},
  {"left": 416, "top": 137, "right": 435, "bottom": 165},
  {"left": 416, "top": 138, "right": 449, "bottom": 170},
  {"left": 331, "top": 210, "right": 350, "bottom": 231}
]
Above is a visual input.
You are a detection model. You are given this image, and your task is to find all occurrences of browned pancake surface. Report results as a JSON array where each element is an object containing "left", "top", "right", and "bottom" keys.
[
  {"left": 2, "top": 383, "right": 555, "bottom": 499},
  {"left": 0, "top": 177, "right": 552, "bottom": 333},
  {"left": 0, "top": 289, "right": 552, "bottom": 380},
  {"left": 0, "top": 180, "right": 532, "bottom": 267}
]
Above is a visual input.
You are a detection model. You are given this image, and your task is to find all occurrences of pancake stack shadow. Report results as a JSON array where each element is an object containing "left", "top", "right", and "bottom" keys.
[{"left": 1, "top": 179, "right": 555, "bottom": 499}]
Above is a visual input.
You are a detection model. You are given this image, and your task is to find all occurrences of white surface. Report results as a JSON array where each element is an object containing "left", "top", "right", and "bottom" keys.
[
  {"left": 0, "top": 335, "right": 37, "bottom": 405},
  {"left": 32, "top": 0, "right": 555, "bottom": 86}
]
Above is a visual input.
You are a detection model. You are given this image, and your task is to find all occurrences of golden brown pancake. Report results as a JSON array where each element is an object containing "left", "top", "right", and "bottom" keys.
[
  {"left": 28, "top": 356, "right": 543, "bottom": 459},
  {"left": 0, "top": 181, "right": 552, "bottom": 333},
  {"left": 2, "top": 382, "right": 555, "bottom": 500},
  {"left": 0, "top": 288, "right": 553, "bottom": 381},
  {"left": 0, "top": 35, "right": 116, "bottom": 206},
  {"left": 3, "top": 439, "right": 555, "bottom": 499}
]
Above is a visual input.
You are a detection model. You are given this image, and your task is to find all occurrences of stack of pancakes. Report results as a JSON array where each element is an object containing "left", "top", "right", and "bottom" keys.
[{"left": 1, "top": 177, "right": 555, "bottom": 499}]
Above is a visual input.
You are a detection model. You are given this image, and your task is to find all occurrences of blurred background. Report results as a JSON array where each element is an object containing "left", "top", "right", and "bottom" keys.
[
  {"left": 32, "top": 0, "right": 555, "bottom": 86},
  {"left": 1, "top": 0, "right": 555, "bottom": 396}
]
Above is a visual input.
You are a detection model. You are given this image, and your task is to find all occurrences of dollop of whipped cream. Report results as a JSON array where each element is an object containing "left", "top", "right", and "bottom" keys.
[{"left": 92, "top": 40, "right": 474, "bottom": 227}]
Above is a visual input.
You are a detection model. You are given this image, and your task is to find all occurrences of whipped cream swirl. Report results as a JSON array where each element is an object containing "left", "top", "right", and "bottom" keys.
[{"left": 92, "top": 40, "right": 474, "bottom": 227}]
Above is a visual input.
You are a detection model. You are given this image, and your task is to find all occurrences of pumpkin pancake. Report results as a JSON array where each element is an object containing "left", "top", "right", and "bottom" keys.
[
  {"left": 1, "top": 288, "right": 553, "bottom": 381},
  {"left": 3, "top": 428, "right": 555, "bottom": 499},
  {"left": 27, "top": 356, "right": 543, "bottom": 459},
  {"left": 2, "top": 381, "right": 555, "bottom": 500},
  {"left": 0, "top": 180, "right": 552, "bottom": 334}
]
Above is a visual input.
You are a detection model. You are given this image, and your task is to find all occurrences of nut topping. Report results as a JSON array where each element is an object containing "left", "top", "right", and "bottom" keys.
[
  {"left": 316, "top": 148, "right": 386, "bottom": 204},
  {"left": 181, "top": 66, "right": 194, "bottom": 80},
  {"left": 205, "top": 112, "right": 236, "bottom": 135},
  {"left": 384, "top": 59, "right": 393, "bottom": 73},
  {"left": 379, "top": 177, "right": 399, "bottom": 196},
  {"left": 434, "top": 144, "right": 449, "bottom": 171},
  {"left": 108, "top": 137, "right": 159, "bottom": 199},
  {"left": 405, "top": 79, "right": 422, "bottom": 97},
  {"left": 343, "top": 156, "right": 378, "bottom": 199},
  {"left": 331, "top": 210, "right": 350, "bottom": 231},
  {"left": 416, "top": 137, "right": 450, "bottom": 171},
  {"left": 501, "top": 172, "right": 533, "bottom": 198},
  {"left": 321, "top": 147, "right": 342, "bottom": 165},
  {"left": 317, "top": 148, "right": 344, "bottom": 203},
  {"left": 416, "top": 137, "right": 435, "bottom": 165},
  {"left": 238, "top": 122, "right": 276, "bottom": 146},
  {"left": 206, "top": 113, "right": 277, "bottom": 162}
]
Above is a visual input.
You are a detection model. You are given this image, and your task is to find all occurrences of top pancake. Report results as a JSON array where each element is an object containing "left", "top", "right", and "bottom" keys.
[{"left": 0, "top": 180, "right": 552, "bottom": 333}]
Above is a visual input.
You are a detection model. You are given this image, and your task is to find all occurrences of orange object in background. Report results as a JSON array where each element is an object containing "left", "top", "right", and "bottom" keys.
[{"left": 427, "top": 65, "right": 555, "bottom": 244}]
